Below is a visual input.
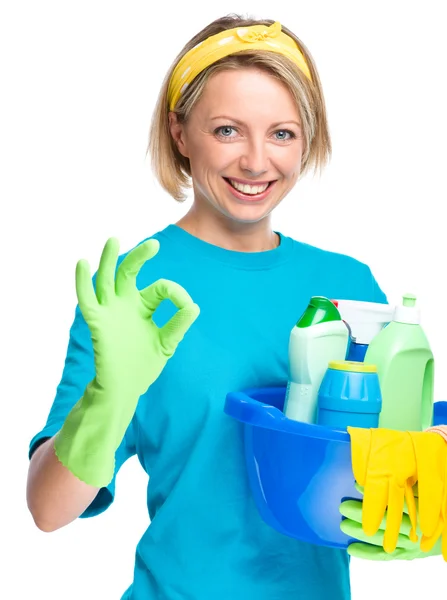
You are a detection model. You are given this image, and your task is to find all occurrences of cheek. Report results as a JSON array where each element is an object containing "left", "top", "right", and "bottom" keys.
[
  {"left": 191, "top": 140, "right": 237, "bottom": 173},
  {"left": 187, "top": 142, "right": 210, "bottom": 179},
  {"left": 278, "top": 153, "right": 303, "bottom": 179},
  {"left": 270, "top": 140, "right": 303, "bottom": 173},
  {"left": 287, "top": 142, "right": 304, "bottom": 172}
]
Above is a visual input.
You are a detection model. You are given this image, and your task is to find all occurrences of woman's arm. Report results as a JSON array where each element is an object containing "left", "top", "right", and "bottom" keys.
[{"left": 26, "top": 436, "right": 100, "bottom": 532}]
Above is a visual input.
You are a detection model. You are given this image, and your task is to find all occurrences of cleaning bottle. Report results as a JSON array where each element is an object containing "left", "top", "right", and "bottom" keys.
[
  {"left": 317, "top": 360, "right": 382, "bottom": 430},
  {"left": 284, "top": 296, "right": 349, "bottom": 424},
  {"left": 333, "top": 300, "right": 394, "bottom": 361},
  {"left": 364, "top": 293, "right": 434, "bottom": 431}
]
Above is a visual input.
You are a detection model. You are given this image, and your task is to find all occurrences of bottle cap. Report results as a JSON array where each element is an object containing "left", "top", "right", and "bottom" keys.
[
  {"left": 296, "top": 296, "right": 342, "bottom": 328},
  {"left": 328, "top": 360, "right": 377, "bottom": 373},
  {"left": 394, "top": 293, "right": 420, "bottom": 324}
]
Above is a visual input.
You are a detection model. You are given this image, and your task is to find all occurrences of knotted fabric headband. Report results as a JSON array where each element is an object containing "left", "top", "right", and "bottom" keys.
[{"left": 167, "top": 21, "right": 312, "bottom": 110}]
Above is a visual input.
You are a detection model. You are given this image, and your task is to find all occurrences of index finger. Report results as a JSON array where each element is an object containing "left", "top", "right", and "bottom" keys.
[
  {"left": 115, "top": 239, "right": 160, "bottom": 296},
  {"left": 140, "top": 278, "right": 195, "bottom": 315}
]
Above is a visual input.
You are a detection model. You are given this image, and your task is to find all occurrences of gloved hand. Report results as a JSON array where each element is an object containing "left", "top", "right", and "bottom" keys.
[
  {"left": 340, "top": 487, "right": 442, "bottom": 561},
  {"left": 54, "top": 237, "right": 200, "bottom": 487},
  {"left": 347, "top": 426, "right": 418, "bottom": 553}
]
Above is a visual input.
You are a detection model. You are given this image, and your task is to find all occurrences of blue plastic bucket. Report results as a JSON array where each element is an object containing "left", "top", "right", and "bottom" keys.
[{"left": 224, "top": 387, "right": 447, "bottom": 549}]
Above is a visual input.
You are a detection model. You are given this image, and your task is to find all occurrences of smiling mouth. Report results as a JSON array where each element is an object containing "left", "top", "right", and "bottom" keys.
[{"left": 223, "top": 177, "right": 275, "bottom": 196}]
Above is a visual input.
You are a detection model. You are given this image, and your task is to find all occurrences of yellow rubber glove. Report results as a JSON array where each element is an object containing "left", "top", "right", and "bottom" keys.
[
  {"left": 409, "top": 431, "right": 447, "bottom": 559},
  {"left": 348, "top": 427, "right": 418, "bottom": 553}
]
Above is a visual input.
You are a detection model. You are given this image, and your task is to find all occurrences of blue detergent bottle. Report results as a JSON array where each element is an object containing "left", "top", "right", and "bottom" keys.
[{"left": 317, "top": 360, "right": 383, "bottom": 430}]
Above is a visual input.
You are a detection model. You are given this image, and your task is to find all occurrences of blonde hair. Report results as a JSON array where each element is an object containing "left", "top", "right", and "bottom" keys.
[{"left": 148, "top": 14, "right": 331, "bottom": 202}]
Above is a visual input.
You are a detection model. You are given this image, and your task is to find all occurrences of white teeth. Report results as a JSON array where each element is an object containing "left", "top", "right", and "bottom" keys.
[{"left": 229, "top": 179, "right": 269, "bottom": 195}]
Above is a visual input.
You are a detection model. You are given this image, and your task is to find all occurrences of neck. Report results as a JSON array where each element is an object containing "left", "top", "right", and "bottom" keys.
[{"left": 176, "top": 208, "right": 279, "bottom": 253}]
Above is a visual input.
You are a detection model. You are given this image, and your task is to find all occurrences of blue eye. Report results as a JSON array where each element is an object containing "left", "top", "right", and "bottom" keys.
[
  {"left": 215, "top": 126, "right": 236, "bottom": 138},
  {"left": 275, "top": 130, "right": 295, "bottom": 141},
  {"left": 214, "top": 126, "right": 297, "bottom": 141}
]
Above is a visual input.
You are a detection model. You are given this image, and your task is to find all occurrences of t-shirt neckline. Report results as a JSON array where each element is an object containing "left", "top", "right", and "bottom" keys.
[{"left": 161, "top": 224, "right": 293, "bottom": 270}]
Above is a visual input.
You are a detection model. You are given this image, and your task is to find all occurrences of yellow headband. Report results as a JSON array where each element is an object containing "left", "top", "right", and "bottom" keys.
[{"left": 167, "top": 21, "right": 312, "bottom": 111}]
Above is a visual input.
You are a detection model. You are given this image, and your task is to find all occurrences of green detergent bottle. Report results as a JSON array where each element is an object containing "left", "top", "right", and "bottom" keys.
[
  {"left": 364, "top": 293, "right": 434, "bottom": 431},
  {"left": 284, "top": 296, "right": 349, "bottom": 424}
]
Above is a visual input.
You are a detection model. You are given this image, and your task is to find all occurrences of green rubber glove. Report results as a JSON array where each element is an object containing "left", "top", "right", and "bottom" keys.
[
  {"left": 340, "top": 485, "right": 442, "bottom": 561},
  {"left": 54, "top": 237, "right": 200, "bottom": 487}
]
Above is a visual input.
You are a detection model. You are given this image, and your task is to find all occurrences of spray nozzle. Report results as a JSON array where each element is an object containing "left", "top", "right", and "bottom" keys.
[{"left": 332, "top": 299, "right": 394, "bottom": 344}]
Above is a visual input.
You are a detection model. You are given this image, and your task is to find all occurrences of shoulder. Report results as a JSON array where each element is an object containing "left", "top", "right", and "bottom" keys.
[
  {"left": 284, "top": 234, "right": 386, "bottom": 303},
  {"left": 288, "top": 235, "right": 372, "bottom": 273}
]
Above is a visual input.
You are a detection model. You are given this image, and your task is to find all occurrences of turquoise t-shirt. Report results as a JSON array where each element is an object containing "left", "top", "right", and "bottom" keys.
[{"left": 29, "top": 224, "right": 387, "bottom": 599}]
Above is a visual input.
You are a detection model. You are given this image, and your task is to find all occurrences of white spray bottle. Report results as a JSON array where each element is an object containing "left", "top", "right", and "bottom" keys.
[{"left": 334, "top": 299, "right": 394, "bottom": 362}]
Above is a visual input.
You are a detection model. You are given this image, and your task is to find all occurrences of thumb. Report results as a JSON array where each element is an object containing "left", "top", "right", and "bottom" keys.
[{"left": 159, "top": 303, "right": 200, "bottom": 356}]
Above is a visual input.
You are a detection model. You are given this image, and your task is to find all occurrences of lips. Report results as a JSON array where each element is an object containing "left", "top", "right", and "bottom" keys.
[{"left": 223, "top": 177, "right": 277, "bottom": 202}]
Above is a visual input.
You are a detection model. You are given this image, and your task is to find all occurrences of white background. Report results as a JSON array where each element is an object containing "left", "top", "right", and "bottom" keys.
[{"left": 2, "top": 0, "right": 446, "bottom": 598}]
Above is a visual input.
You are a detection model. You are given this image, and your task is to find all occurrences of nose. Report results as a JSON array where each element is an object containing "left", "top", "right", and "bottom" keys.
[{"left": 239, "top": 137, "right": 269, "bottom": 178}]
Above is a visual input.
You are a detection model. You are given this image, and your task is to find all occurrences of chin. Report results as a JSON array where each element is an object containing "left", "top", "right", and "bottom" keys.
[{"left": 222, "top": 204, "right": 274, "bottom": 225}]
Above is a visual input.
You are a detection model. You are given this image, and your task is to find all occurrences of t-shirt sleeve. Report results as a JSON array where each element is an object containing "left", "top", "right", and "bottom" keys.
[{"left": 28, "top": 304, "right": 137, "bottom": 519}]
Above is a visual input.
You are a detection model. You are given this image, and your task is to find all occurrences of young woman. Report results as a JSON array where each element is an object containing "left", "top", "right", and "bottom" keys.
[{"left": 27, "top": 15, "right": 400, "bottom": 600}]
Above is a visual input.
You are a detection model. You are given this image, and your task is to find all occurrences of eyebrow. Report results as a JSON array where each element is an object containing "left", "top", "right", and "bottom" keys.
[{"left": 210, "top": 116, "right": 301, "bottom": 128}]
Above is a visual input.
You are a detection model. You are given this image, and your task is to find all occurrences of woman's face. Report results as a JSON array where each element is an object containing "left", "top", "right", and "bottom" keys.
[{"left": 170, "top": 68, "right": 304, "bottom": 224}]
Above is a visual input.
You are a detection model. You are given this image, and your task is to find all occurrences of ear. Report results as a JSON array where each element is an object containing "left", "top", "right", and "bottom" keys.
[{"left": 168, "top": 112, "right": 189, "bottom": 158}]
